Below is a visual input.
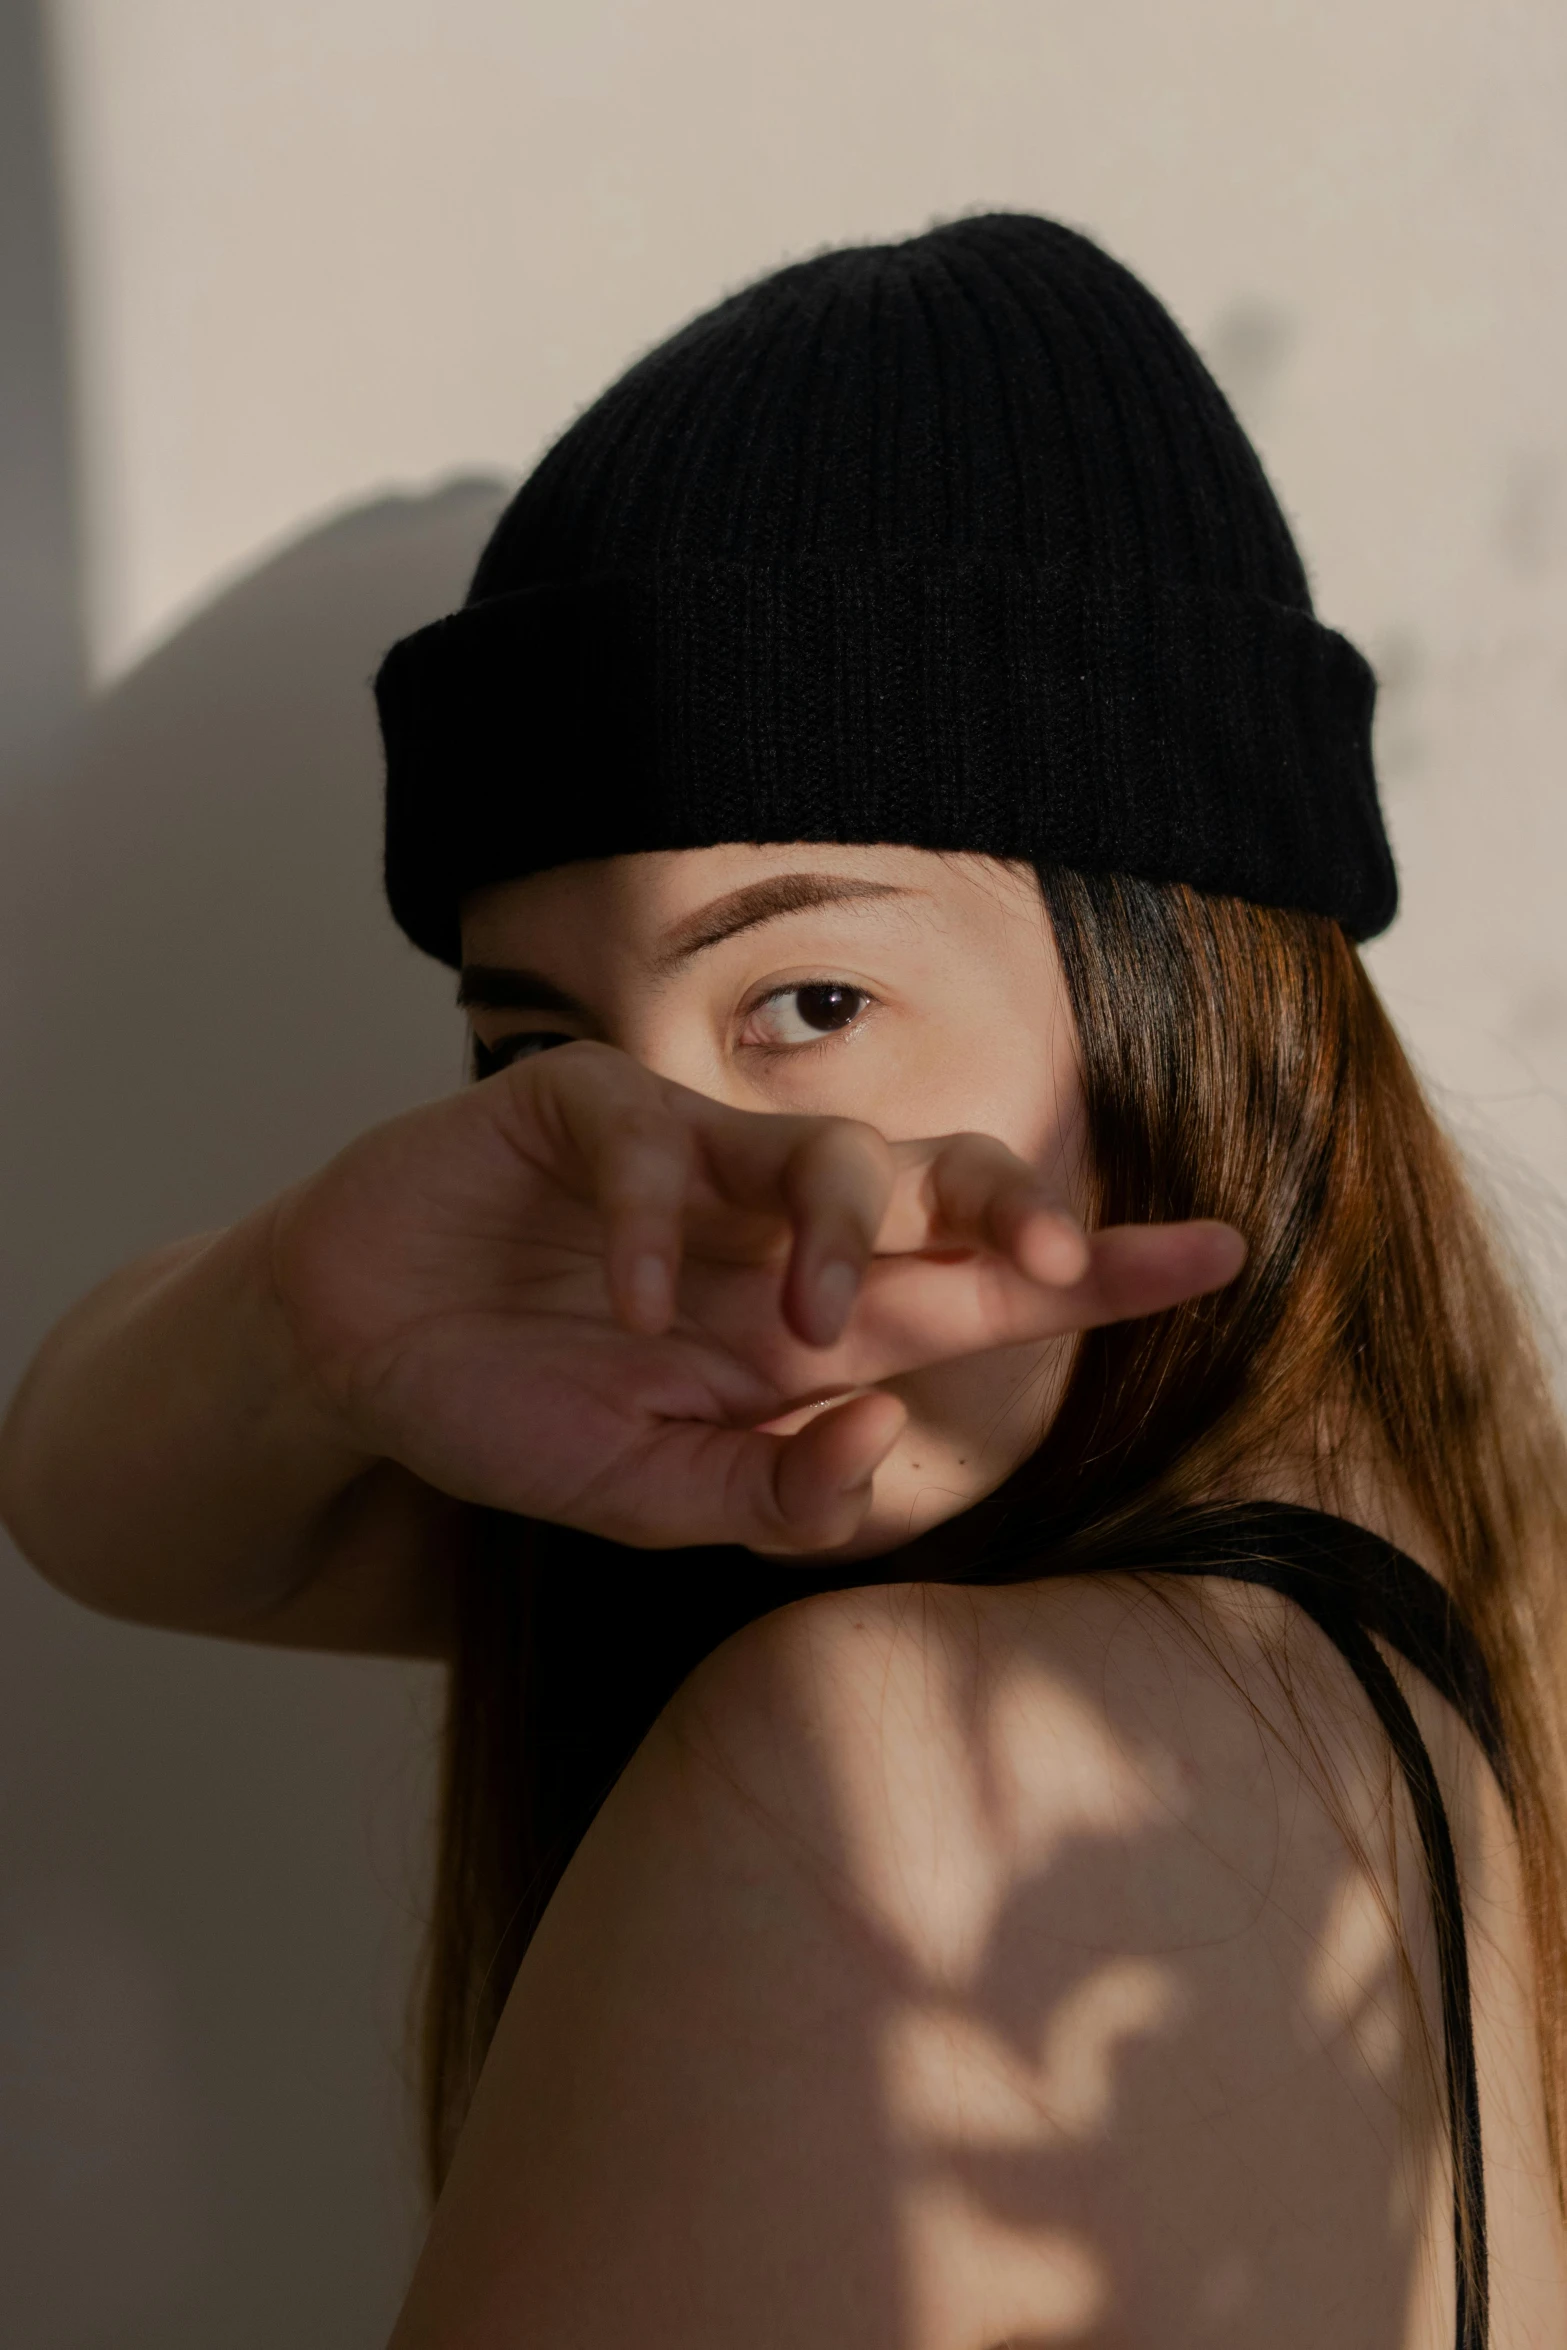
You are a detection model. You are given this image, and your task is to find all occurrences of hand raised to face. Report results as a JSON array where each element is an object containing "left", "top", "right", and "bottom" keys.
[{"left": 270, "top": 1040, "right": 1244, "bottom": 1559}]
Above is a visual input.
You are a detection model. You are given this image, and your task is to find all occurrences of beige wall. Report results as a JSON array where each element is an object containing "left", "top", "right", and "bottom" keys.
[
  {"left": 2, "top": 3, "right": 1564, "bottom": 2344},
  {"left": 46, "top": 0, "right": 1567, "bottom": 1201}
]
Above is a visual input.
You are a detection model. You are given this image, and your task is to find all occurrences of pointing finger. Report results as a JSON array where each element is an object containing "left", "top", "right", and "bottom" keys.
[{"left": 1058, "top": 1218, "right": 1248, "bottom": 1328}]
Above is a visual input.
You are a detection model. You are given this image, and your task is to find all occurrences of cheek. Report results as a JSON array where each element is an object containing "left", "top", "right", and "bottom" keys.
[{"left": 856, "top": 1000, "right": 1086, "bottom": 1189}]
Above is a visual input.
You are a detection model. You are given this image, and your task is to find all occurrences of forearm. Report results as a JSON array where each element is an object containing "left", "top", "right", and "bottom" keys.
[{"left": 0, "top": 1202, "right": 417, "bottom": 1640}]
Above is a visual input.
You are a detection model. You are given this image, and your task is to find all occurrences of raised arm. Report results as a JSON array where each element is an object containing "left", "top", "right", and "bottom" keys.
[
  {"left": 0, "top": 1207, "right": 457, "bottom": 1654},
  {"left": 0, "top": 1041, "right": 1243, "bottom": 1657}
]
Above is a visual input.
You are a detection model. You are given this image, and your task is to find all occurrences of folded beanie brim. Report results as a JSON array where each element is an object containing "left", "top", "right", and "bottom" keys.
[{"left": 378, "top": 555, "right": 1391, "bottom": 967}]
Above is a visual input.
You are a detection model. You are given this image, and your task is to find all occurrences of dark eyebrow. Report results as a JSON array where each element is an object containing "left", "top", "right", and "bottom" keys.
[
  {"left": 455, "top": 966, "right": 591, "bottom": 1019},
  {"left": 651, "top": 873, "right": 913, "bottom": 974}
]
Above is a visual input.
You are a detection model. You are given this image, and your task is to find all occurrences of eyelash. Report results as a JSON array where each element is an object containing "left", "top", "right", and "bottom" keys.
[
  {"left": 738, "top": 979, "right": 877, "bottom": 1055},
  {"left": 472, "top": 979, "right": 878, "bottom": 1077}
]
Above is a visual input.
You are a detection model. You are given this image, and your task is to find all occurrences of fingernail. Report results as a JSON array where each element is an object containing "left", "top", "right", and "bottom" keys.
[
  {"left": 628, "top": 1253, "right": 669, "bottom": 1327},
  {"left": 814, "top": 1259, "right": 860, "bottom": 1339}
]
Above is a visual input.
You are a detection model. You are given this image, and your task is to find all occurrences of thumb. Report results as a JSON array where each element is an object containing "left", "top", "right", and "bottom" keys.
[
  {"left": 587, "top": 1390, "right": 907, "bottom": 1555},
  {"left": 762, "top": 1389, "right": 909, "bottom": 1555}
]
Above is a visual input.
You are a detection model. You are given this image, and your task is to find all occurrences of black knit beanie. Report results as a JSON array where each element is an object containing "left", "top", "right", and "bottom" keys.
[{"left": 377, "top": 213, "right": 1394, "bottom": 966}]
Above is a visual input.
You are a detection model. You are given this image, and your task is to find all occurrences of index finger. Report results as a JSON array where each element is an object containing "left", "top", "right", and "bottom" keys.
[{"left": 877, "top": 1131, "right": 1091, "bottom": 1286}]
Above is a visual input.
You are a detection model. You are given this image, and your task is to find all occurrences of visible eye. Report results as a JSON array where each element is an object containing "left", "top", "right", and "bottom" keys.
[
  {"left": 473, "top": 1030, "right": 577, "bottom": 1078},
  {"left": 742, "top": 982, "right": 873, "bottom": 1051}
]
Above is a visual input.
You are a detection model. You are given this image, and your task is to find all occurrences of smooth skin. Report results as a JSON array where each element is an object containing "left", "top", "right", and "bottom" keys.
[{"left": 1, "top": 846, "right": 1561, "bottom": 2345}]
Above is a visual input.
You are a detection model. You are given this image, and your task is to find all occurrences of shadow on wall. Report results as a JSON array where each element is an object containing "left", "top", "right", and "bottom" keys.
[
  {"left": 0, "top": 476, "right": 509, "bottom": 2350},
  {"left": 0, "top": 476, "right": 510, "bottom": 1322},
  {"left": 0, "top": 0, "right": 83, "bottom": 775}
]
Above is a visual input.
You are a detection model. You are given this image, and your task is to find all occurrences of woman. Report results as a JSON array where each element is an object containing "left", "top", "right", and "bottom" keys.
[{"left": 2, "top": 215, "right": 1564, "bottom": 2347}]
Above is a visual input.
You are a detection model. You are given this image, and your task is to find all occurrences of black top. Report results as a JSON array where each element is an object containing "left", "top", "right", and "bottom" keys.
[{"left": 507, "top": 1502, "right": 1509, "bottom": 2350}]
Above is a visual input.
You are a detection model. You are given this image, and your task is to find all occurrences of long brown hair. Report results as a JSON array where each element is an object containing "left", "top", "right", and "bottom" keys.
[{"left": 419, "top": 868, "right": 1567, "bottom": 2200}]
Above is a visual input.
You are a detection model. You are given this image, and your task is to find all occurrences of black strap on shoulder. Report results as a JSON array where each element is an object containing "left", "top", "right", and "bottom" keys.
[
  {"left": 948, "top": 1500, "right": 1504, "bottom": 2350},
  {"left": 1317, "top": 1610, "right": 1486, "bottom": 2350}
]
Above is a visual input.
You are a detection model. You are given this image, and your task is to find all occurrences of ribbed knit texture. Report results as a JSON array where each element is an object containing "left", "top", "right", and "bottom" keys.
[{"left": 378, "top": 214, "right": 1394, "bottom": 964}]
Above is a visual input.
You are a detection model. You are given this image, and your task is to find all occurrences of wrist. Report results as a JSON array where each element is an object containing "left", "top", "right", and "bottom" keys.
[{"left": 209, "top": 1195, "right": 382, "bottom": 1493}]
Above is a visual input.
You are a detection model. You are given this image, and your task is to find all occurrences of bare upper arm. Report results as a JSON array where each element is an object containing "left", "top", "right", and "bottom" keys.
[{"left": 387, "top": 1572, "right": 1468, "bottom": 2348}]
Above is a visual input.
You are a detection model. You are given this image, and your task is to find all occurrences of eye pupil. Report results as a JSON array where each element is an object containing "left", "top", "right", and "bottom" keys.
[{"left": 795, "top": 984, "right": 861, "bottom": 1033}]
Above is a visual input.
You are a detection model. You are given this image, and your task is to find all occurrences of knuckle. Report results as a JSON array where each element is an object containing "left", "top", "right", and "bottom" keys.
[
  {"left": 507, "top": 1034, "right": 606, "bottom": 1089},
  {"left": 607, "top": 1104, "right": 678, "bottom": 1151},
  {"left": 944, "top": 1129, "right": 1008, "bottom": 1164},
  {"left": 510, "top": 1036, "right": 639, "bottom": 1139},
  {"left": 796, "top": 1116, "right": 893, "bottom": 1182},
  {"left": 935, "top": 1132, "right": 1021, "bottom": 1202},
  {"left": 603, "top": 1108, "right": 688, "bottom": 1185}
]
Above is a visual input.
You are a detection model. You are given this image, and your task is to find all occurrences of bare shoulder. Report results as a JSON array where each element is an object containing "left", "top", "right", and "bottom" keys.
[
  {"left": 391, "top": 1568, "right": 1488, "bottom": 2350},
  {"left": 666, "top": 1569, "right": 1390, "bottom": 1918}
]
